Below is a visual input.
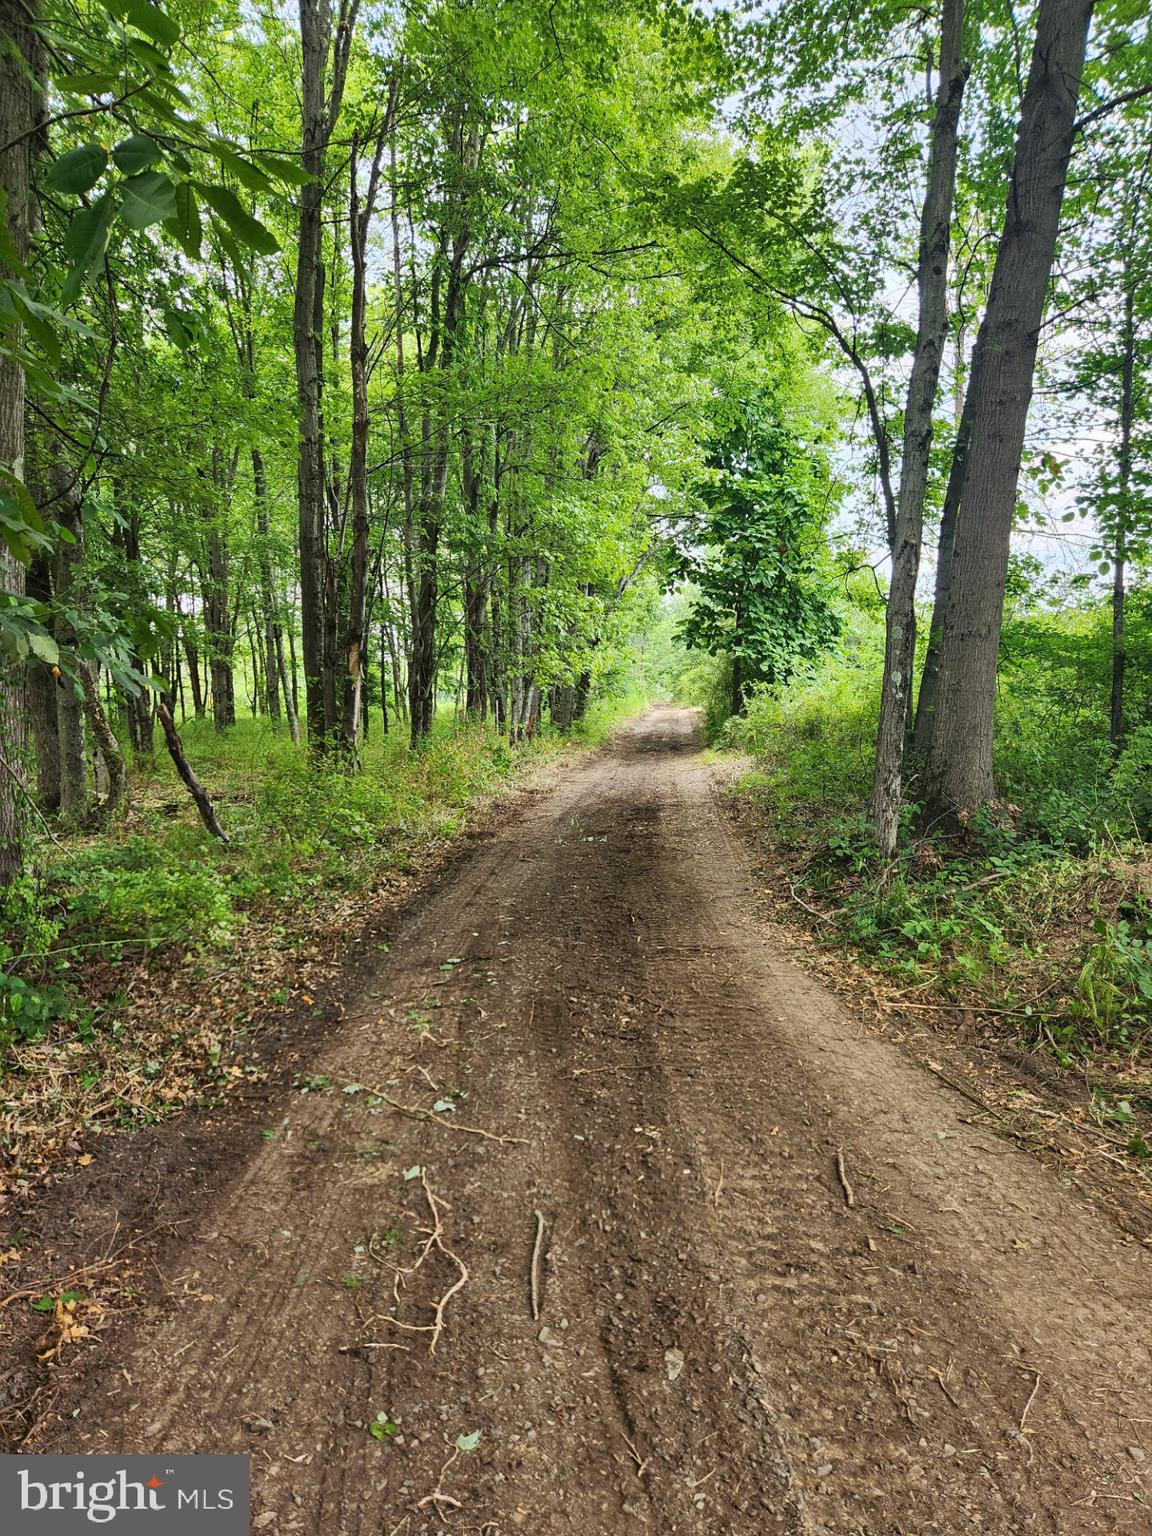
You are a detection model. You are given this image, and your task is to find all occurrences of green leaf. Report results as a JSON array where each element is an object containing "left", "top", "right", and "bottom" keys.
[
  {"left": 56, "top": 71, "right": 125, "bottom": 94},
  {"left": 455, "top": 1431, "right": 481, "bottom": 1452},
  {"left": 45, "top": 144, "right": 108, "bottom": 196},
  {"left": 402, "top": 1165, "right": 421, "bottom": 1181},
  {"left": 163, "top": 181, "right": 202, "bottom": 260},
  {"left": 61, "top": 193, "right": 117, "bottom": 303},
  {"left": 27, "top": 631, "right": 60, "bottom": 665},
  {"left": 218, "top": 146, "right": 273, "bottom": 194},
  {"left": 120, "top": 171, "right": 177, "bottom": 228},
  {"left": 31, "top": 1289, "right": 85, "bottom": 1312},
  {"left": 368, "top": 1414, "right": 398, "bottom": 1441},
  {"left": 125, "top": 36, "right": 171, "bottom": 75},
  {"left": 199, "top": 183, "right": 279, "bottom": 255},
  {"left": 254, "top": 153, "right": 313, "bottom": 187},
  {"left": 121, "top": 0, "right": 180, "bottom": 47},
  {"left": 112, "top": 133, "right": 162, "bottom": 175},
  {"left": 0, "top": 465, "right": 48, "bottom": 566},
  {"left": 162, "top": 307, "right": 203, "bottom": 350}
]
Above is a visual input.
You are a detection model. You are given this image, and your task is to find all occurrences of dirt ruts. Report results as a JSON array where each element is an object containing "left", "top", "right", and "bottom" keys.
[{"left": 19, "top": 708, "right": 1152, "bottom": 1533}]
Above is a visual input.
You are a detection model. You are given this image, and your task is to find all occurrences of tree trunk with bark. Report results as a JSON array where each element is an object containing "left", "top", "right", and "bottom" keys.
[
  {"left": 869, "top": 0, "right": 968, "bottom": 855},
  {"left": 252, "top": 447, "right": 284, "bottom": 725},
  {"left": 340, "top": 113, "right": 390, "bottom": 759},
  {"left": 26, "top": 551, "right": 60, "bottom": 812},
  {"left": 911, "top": 387, "right": 972, "bottom": 758},
  {"left": 203, "top": 453, "right": 237, "bottom": 733},
  {"left": 0, "top": 0, "right": 40, "bottom": 885},
  {"left": 295, "top": 5, "right": 330, "bottom": 754},
  {"left": 1110, "top": 282, "right": 1135, "bottom": 753},
  {"left": 51, "top": 463, "right": 89, "bottom": 825},
  {"left": 922, "top": 0, "right": 1096, "bottom": 824},
  {"left": 156, "top": 699, "right": 228, "bottom": 841}
]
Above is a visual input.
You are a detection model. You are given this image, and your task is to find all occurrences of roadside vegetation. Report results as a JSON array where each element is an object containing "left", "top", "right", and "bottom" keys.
[{"left": 669, "top": 576, "right": 1152, "bottom": 1199}]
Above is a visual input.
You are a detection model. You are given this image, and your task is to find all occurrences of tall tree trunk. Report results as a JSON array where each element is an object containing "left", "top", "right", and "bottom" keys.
[
  {"left": 119, "top": 510, "right": 154, "bottom": 756},
  {"left": 26, "top": 551, "right": 60, "bottom": 812},
  {"left": 461, "top": 439, "right": 492, "bottom": 720},
  {"left": 1109, "top": 282, "right": 1135, "bottom": 753},
  {"left": 184, "top": 621, "right": 205, "bottom": 718},
  {"left": 204, "top": 517, "right": 235, "bottom": 731},
  {"left": 252, "top": 447, "right": 283, "bottom": 724},
  {"left": 869, "top": 0, "right": 968, "bottom": 855},
  {"left": 296, "top": 0, "right": 332, "bottom": 755},
  {"left": 910, "top": 388, "right": 972, "bottom": 758},
  {"left": 51, "top": 463, "right": 89, "bottom": 825},
  {"left": 295, "top": 0, "right": 357, "bottom": 756},
  {"left": 0, "top": 0, "right": 40, "bottom": 885},
  {"left": 288, "top": 623, "right": 300, "bottom": 723},
  {"left": 378, "top": 622, "right": 390, "bottom": 735},
  {"left": 922, "top": 0, "right": 1095, "bottom": 824},
  {"left": 407, "top": 113, "right": 475, "bottom": 746},
  {"left": 277, "top": 626, "right": 300, "bottom": 744},
  {"left": 340, "top": 116, "right": 390, "bottom": 758}
]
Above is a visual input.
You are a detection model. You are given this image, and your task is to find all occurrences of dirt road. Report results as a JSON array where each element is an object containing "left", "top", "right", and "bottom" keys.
[{"left": 29, "top": 708, "right": 1151, "bottom": 1532}]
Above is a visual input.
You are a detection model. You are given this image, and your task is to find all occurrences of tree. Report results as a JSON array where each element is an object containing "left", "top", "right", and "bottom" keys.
[
  {"left": 922, "top": 0, "right": 1097, "bottom": 824},
  {"left": 675, "top": 403, "right": 840, "bottom": 713},
  {"left": 0, "top": 0, "right": 42, "bottom": 885},
  {"left": 868, "top": 0, "right": 968, "bottom": 855},
  {"left": 294, "top": 0, "right": 359, "bottom": 757}
]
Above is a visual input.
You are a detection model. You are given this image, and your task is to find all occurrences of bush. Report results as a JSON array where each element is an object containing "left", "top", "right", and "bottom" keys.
[
  {"left": 1113, "top": 725, "right": 1152, "bottom": 835},
  {"left": 57, "top": 835, "right": 237, "bottom": 950}
]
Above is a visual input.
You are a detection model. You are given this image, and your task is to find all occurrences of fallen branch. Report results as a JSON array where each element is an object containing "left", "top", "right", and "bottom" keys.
[
  {"left": 922, "top": 1062, "right": 1005, "bottom": 1119},
  {"left": 0, "top": 1224, "right": 151, "bottom": 1312},
  {"left": 373, "top": 1171, "right": 468, "bottom": 1355},
  {"left": 1019, "top": 1367, "right": 1042, "bottom": 1431},
  {"left": 835, "top": 1147, "right": 855, "bottom": 1208},
  {"left": 788, "top": 884, "right": 844, "bottom": 923},
  {"left": 368, "top": 1086, "right": 529, "bottom": 1146},
  {"left": 155, "top": 699, "right": 229, "bottom": 842},
  {"left": 530, "top": 1210, "right": 546, "bottom": 1322}
]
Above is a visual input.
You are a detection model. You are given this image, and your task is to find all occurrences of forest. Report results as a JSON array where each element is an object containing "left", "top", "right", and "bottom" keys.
[
  {"left": 1, "top": 0, "right": 1151, "bottom": 1522},
  {"left": 0, "top": 0, "right": 1149, "bottom": 1141}
]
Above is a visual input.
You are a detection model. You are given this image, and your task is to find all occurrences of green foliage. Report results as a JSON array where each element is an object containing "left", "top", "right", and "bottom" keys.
[
  {"left": 0, "top": 972, "right": 72, "bottom": 1051},
  {"left": 673, "top": 400, "right": 841, "bottom": 706},
  {"left": 1073, "top": 912, "right": 1152, "bottom": 1043},
  {"left": 1113, "top": 726, "right": 1152, "bottom": 835},
  {"left": 57, "top": 836, "right": 237, "bottom": 951},
  {"left": 726, "top": 577, "right": 1152, "bottom": 1061},
  {"left": 721, "top": 579, "right": 883, "bottom": 814}
]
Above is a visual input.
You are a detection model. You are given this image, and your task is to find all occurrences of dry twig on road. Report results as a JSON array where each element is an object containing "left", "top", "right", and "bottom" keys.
[
  {"left": 835, "top": 1147, "right": 855, "bottom": 1208},
  {"left": 530, "top": 1209, "right": 546, "bottom": 1321}
]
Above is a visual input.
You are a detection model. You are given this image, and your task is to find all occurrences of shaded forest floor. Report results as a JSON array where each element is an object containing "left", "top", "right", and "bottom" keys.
[{"left": 1, "top": 707, "right": 1148, "bottom": 1533}]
